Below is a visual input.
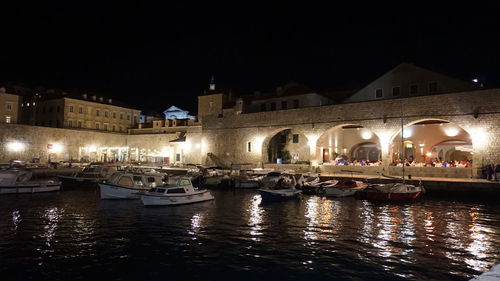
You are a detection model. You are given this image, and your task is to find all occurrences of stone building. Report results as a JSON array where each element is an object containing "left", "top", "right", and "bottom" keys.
[
  {"left": 0, "top": 87, "right": 21, "bottom": 124},
  {"left": 21, "top": 90, "right": 141, "bottom": 133}
]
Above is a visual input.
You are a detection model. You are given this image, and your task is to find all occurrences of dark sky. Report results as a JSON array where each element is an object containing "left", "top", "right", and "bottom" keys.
[{"left": 1, "top": 2, "right": 499, "bottom": 113}]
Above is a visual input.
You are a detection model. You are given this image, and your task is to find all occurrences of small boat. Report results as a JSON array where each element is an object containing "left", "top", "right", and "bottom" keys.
[
  {"left": 58, "top": 163, "right": 120, "bottom": 188},
  {"left": 99, "top": 170, "right": 166, "bottom": 199},
  {"left": 0, "top": 169, "right": 60, "bottom": 194},
  {"left": 355, "top": 182, "right": 423, "bottom": 200},
  {"left": 317, "top": 180, "right": 367, "bottom": 197},
  {"left": 300, "top": 174, "right": 321, "bottom": 194},
  {"left": 233, "top": 170, "right": 263, "bottom": 189},
  {"left": 259, "top": 171, "right": 301, "bottom": 200},
  {"left": 141, "top": 176, "right": 214, "bottom": 206}
]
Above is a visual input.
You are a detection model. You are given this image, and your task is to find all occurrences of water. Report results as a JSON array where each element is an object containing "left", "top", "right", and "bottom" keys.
[{"left": 1, "top": 189, "right": 499, "bottom": 281}]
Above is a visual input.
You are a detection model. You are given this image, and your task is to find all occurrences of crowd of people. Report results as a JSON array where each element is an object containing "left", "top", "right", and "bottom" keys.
[
  {"left": 323, "top": 156, "right": 472, "bottom": 168},
  {"left": 323, "top": 157, "right": 382, "bottom": 166},
  {"left": 484, "top": 164, "right": 500, "bottom": 181}
]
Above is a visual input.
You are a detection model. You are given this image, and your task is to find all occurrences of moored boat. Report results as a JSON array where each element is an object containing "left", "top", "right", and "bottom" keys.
[
  {"left": 355, "top": 182, "right": 423, "bottom": 200},
  {"left": 58, "top": 163, "right": 120, "bottom": 188},
  {"left": 259, "top": 171, "right": 301, "bottom": 200},
  {"left": 141, "top": 176, "right": 214, "bottom": 206},
  {"left": 321, "top": 180, "right": 367, "bottom": 197},
  {"left": 0, "top": 169, "right": 60, "bottom": 194},
  {"left": 99, "top": 170, "right": 166, "bottom": 199}
]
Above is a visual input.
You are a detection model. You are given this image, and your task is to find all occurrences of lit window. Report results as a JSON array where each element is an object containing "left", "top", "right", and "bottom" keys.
[
  {"left": 5, "top": 115, "right": 11, "bottom": 123},
  {"left": 27, "top": 103, "right": 30, "bottom": 107}
]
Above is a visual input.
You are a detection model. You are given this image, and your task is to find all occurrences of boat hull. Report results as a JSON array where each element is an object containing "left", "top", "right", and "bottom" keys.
[
  {"left": 141, "top": 190, "right": 214, "bottom": 206},
  {"left": 99, "top": 182, "right": 147, "bottom": 199},
  {"left": 0, "top": 183, "right": 61, "bottom": 194},
  {"left": 324, "top": 188, "right": 360, "bottom": 197},
  {"left": 259, "top": 189, "right": 301, "bottom": 200},
  {"left": 58, "top": 176, "right": 103, "bottom": 189}
]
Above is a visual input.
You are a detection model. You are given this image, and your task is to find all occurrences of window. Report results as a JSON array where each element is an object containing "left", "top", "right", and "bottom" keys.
[
  {"left": 180, "top": 179, "right": 191, "bottom": 186},
  {"left": 69, "top": 106, "right": 74, "bottom": 113},
  {"left": 176, "top": 153, "right": 181, "bottom": 162},
  {"left": 429, "top": 82, "right": 437, "bottom": 93},
  {"left": 79, "top": 107, "right": 83, "bottom": 114},
  {"left": 167, "top": 188, "right": 186, "bottom": 194},
  {"left": 247, "top": 141, "right": 252, "bottom": 152},
  {"left": 260, "top": 103, "right": 266, "bottom": 111},
  {"left": 281, "top": 101, "right": 287, "bottom": 109},
  {"left": 105, "top": 111, "right": 108, "bottom": 117},
  {"left": 5, "top": 115, "right": 11, "bottom": 123},
  {"left": 113, "top": 112, "right": 116, "bottom": 119},
  {"left": 410, "top": 84, "right": 418, "bottom": 95},
  {"left": 6, "top": 103, "right": 12, "bottom": 111},
  {"left": 120, "top": 113, "right": 123, "bottom": 120},
  {"left": 270, "top": 102, "right": 276, "bottom": 111},
  {"left": 392, "top": 87, "right": 400, "bottom": 97},
  {"left": 375, "top": 89, "right": 383, "bottom": 98},
  {"left": 78, "top": 121, "right": 83, "bottom": 128},
  {"left": 96, "top": 109, "right": 100, "bottom": 116},
  {"left": 117, "top": 176, "right": 134, "bottom": 187},
  {"left": 293, "top": 99, "right": 299, "bottom": 108},
  {"left": 103, "top": 124, "right": 108, "bottom": 130},
  {"left": 68, "top": 120, "right": 73, "bottom": 128},
  {"left": 127, "top": 114, "right": 130, "bottom": 121},
  {"left": 112, "top": 125, "right": 116, "bottom": 131},
  {"left": 95, "top": 123, "right": 100, "bottom": 130},
  {"left": 292, "top": 134, "right": 299, "bottom": 143}
]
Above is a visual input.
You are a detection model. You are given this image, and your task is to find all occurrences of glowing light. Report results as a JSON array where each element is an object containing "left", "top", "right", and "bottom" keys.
[
  {"left": 470, "top": 127, "right": 489, "bottom": 148},
  {"left": 444, "top": 126, "right": 460, "bottom": 137},
  {"left": 402, "top": 128, "right": 412, "bottom": 138},
  {"left": 472, "top": 78, "right": 479, "bottom": 83},
  {"left": 49, "top": 143, "right": 63, "bottom": 153},
  {"left": 426, "top": 152, "right": 432, "bottom": 157},
  {"left": 6, "top": 141, "right": 25, "bottom": 152},
  {"left": 377, "top": 131, "right": 392, "bottom": 148},
  {"left": 88, "top": 146, "right": 97, "bottom": 153},
  {"left": 361, "top": 129, "right": 373, "bottom": 140}
]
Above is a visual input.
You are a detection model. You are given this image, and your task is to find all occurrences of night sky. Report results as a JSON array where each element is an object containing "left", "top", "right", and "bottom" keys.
[{"left": 1, "top": 2, "right": 499, "bottom": 113}]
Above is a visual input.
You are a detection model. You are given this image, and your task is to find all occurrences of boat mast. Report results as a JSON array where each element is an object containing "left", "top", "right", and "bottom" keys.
[{"left": 401, "top": 101, "right": 405, "bottom": 184}]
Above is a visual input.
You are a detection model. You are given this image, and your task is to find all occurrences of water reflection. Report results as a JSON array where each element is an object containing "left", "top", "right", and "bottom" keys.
[
  {"left": 303, "top": 197, "right": 339, "bottom": 242},
  {"left": 466, "top": 207, "right": 496, "bottom": 272},
  {"left": 247, "top": 194, "right": 263, "bottom": 240},
  {"left": 189, "top": 213, "right": 204, "bottom": 239},
  {"left": 41, "top": 207, "right": 63, "bottom": 248},
  {"left": 12, "top": 210, "right": 21, "bottom": 230}
]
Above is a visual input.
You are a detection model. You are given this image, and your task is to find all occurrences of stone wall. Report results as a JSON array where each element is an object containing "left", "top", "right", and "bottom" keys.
[{"left": 201, "top": 89, "right": 500, "bottom": 177}]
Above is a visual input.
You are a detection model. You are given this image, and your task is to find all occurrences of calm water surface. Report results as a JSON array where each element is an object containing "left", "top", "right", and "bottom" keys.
[{"left": 0, "top": 189, "right": 499, "bottom": 281}]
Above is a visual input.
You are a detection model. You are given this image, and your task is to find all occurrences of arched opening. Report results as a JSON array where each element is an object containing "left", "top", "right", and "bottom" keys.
[
  {"left": 390, "top": 119, "right": 472, "bottom": 167},
  {"left": 265, "top": 129, "right": 310, "bottom": 164},
  {"left": 316, "top": 124, "right": 381, "bottom": 165}
]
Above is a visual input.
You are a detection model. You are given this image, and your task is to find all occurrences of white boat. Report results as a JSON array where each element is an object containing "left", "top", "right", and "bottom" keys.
[
  {"left": 355, "top": 182, "right": 423, "bottom": 200},
  {"left": 141, "top": 176, "right": 214, "bottom": 206},
  {"left": 0, "top": 169, "right": 60, "bottom": 194},
  {"left": 322, "top": 180, "right": 367, "bottom": 197},
  {"left": 58, "top": 163, "right": 120, "bottom": 188},
  {"left": 99, "top": 171, "right": 166, "bottom": 199}
]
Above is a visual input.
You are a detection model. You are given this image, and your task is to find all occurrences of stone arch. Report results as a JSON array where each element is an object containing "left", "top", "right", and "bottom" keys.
[
  {"left": 316, "top": 123, "right": 381, "bottom": 164},
  {"left": 389, "top": 118, "right": 473, "bottom": 164},
  {"left": 349, "top": 142, "right": 381, "bottom": 162},
  {"left": 261, "top": 127, "right": 310, "bottom": 164}
]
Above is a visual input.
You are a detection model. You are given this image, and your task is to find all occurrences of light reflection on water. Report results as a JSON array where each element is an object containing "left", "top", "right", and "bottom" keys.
[{"left": 0, "top": 190, "right": 499, "bottom": 281}]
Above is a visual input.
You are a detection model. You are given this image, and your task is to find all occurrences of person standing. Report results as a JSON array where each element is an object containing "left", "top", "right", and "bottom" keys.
[
  {"left": 487, "top": 164, "right": 495, "bottom": 181},
  {"left": 495, "top": 164, "right": 500, "bottom": 181}
]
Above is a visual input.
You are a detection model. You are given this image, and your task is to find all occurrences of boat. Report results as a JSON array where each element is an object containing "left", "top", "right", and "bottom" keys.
[
  {"left": 99, "top": 170, "right": 166, "bottom": 199},
  {"left": 317, "top": 180, "right": 367, "bottom": 197},
  {"left": 0, "top": 169, "right": 60, "bottom": 194},
  {"left": 258, "top": 171, "right": 301, "bottom": 200},
  {"left": 233, "top": 170, "right": 264, "bottom": 189},
  {"left": 300, "top": 175, "right": 322, "bottom": 194},
  {"left": 141, "top": 176, "right": 214, "bottom": 206},
  {"left": 355, "top": 182, "right": 423, "bottom": 200},
  {"left": 356, "top": 102, "right": 425, "bottom": 201},
  {"left": 58, "top": 163, "right": 121, "bottom": 188}
]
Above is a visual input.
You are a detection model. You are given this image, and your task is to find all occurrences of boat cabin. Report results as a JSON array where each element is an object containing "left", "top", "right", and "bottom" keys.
[
  {"left": 0, "top": 170, "right": 32, "bottom": 186},
  {"left": 107, "top": 172, "right": 165, "bottom": 188},
  {"left": 148, "top": 177, "right": 194, "bottom": 194}
]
